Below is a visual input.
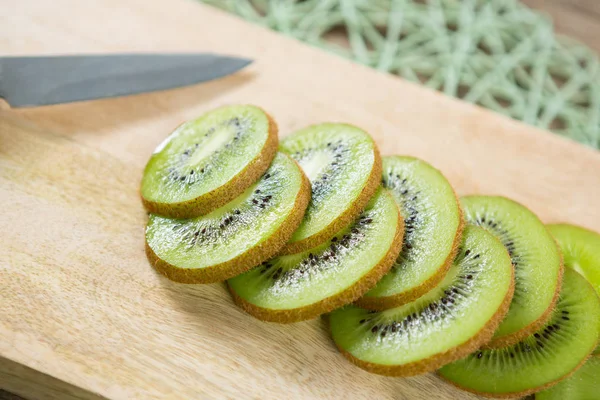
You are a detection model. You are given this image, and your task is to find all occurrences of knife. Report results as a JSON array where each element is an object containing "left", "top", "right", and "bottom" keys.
[{"left": 0, "top": 53, "right": 252, "bottom": 107}]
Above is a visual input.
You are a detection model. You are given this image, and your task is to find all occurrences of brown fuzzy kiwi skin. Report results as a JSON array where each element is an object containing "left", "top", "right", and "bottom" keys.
[
  {"left": 228, "top": 190, "right": 404, "bottom": 323},
  {"left": 356, "top": 193, "right": 465, "bottom": 311},
  {"left": 439, "top": 341, "right": 598, "bottom": 399},
  {"left": 336, "top": 243, "right": 515, "bottom": 378},
  {"left": 277, "top": 141, "right": 383, "bottom": 256},
  {"left": 483, "top": 238, "right": 564, "bottom": 350},
  {"left": 146, "top": 155, "right": 310, "bottom": 284},
  {"left": 141, "top": 109, "right": 279, "bottom": 219}
]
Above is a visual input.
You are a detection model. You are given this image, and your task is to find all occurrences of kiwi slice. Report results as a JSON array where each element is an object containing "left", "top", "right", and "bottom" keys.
[
  {"left": 547, "top": 224, "right": 600, "bottom": 296},
  {"left": 356, "top": 156, "right": 464, "bottom": 310},
  {"left": 329, "top": 225, "right": 514, "bottom": 377},
  {"left": 548, "top": 223, "right": 600, "bottom": 355},
  {"left": 141, "top": 105, "right": 278, "bottom": 218},
  {"left": 535, "top": 356, "right": 600, "bottom": 400},
  {"left": 438, "top": 268, "right": 600, "bottom": 398},
  {"left": 462, "top": 196, "right": 563, "bottom": 348},
  {"left": 227, "top": 187, "right": 403, "bottom": 323},
  {"left": 278, "top": 123, "right": 381, "bottom": 254},
  {"left": 145, "top": 152, "right": 310, "bottom": 283}
]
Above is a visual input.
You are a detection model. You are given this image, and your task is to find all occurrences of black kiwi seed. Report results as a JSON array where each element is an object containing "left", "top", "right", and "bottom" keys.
[
  {"left": 476, "top": 352, "right": 483, "bottom": 359},
  {"left": 234, "top": 210, "right": 241, "bottom": 215},
  {"left": 359, "top": 319, "right": 366, "bottom": 324},
  {"left": 371, "top": 325, "right": 379, "bottom": 333},
  {"left": 331, "top": 237, "right": 338, "bottom": 242},
  {"left": 534, "top": 333, "right": 541, "bottom": 339},
  {"left": 252, "top": 199, "right": 258, "bottom": 204}
]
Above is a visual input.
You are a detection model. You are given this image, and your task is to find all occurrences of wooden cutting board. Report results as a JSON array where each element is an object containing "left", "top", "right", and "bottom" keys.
[{"left": 2, "top": 1, "right": 600, "bottom": 399}]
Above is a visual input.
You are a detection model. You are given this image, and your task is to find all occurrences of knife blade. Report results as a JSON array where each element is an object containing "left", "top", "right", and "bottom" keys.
[{"left": 0, "top": 53, "right": 252, "bottom": 107}]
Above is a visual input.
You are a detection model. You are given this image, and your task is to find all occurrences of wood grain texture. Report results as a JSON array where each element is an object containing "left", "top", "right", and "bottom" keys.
[
  {"left": 523, "top": 0, "right": 600, "bottom": 53},
  {"left": 1, "top": 0, "right": 600, "bottom": 399}
]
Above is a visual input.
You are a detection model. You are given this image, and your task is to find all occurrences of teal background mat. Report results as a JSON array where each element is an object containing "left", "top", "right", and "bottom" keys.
[{"left": 201, "top": 0, "right": 600, "bottom": 149}]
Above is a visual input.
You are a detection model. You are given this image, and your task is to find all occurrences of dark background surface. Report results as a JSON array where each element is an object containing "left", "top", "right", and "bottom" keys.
[{"left": 524, "top": 0, "right": 600, "bottom": 53}]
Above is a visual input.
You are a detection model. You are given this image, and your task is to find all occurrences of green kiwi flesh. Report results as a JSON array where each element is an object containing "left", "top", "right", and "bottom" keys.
[
  {"left": 278, "top": 123, "right": 381, "bottom": 254},
  {"left": 535, "top": 356, "right": 600, "bottom": 400},
  {"left": 548, "top": 223, "right": 600, "bottom": 356},
  {"left": 141, "top": 105, "right": 277, "bottom": 218},
  {"left": 462, "top": 196, "right": 563, "bottom": 348},
  {"left": 357, "top": 156, "right": 463, "bottom": 310},
  {"left": 145, "top": 152, "right": 309, "bottom": 283},
  {"left": 439, "top": 268, "right": 600, "bottom": 398},
  {"left": 227, "top": 187, "right": 403, "bottom": 323},
  {"left": 329, "top": 225, "right": 514, "bottom": 376},
  {"left": 547, "top": 224, "right": 600, "bottom": 296}
]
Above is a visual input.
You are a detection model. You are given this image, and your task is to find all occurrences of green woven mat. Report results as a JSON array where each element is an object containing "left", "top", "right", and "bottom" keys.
[{"left": 200, "top": 0, "right": 600, "bottom": 149}]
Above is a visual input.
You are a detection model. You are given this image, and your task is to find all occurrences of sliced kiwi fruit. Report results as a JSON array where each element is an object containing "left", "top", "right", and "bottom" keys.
[
  {"left": 439, "top": 268, "right": 600, "bottom": 399},
  {"left": 548, "top": 223, "right": 600, "bottom": 356},
  {"left": 227, "top": 187, "right": 403, "bottom": 323},
  {"left": 278, "top": 123, "right": 381, "bottom": 255},
  {"left": 535, "top": 355, "right": 600, "bottom": 400},
  {"left": 145, "top": 152, "right": 310, "bottom": 283},
  {"left": 547, "top": 224, "right": 600, "bottom": 296},
  {"left": 356, "top": 156, "right": 464, "bottom": 310},
  {"left": 462, "top": 196, "right": 563, "bottom": 348},
  {"left": 141, "top": 104, "right": 278, "bottom": 218},
  {"left": 329, "top": 225, "right": 514, "bottom": 377}
]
